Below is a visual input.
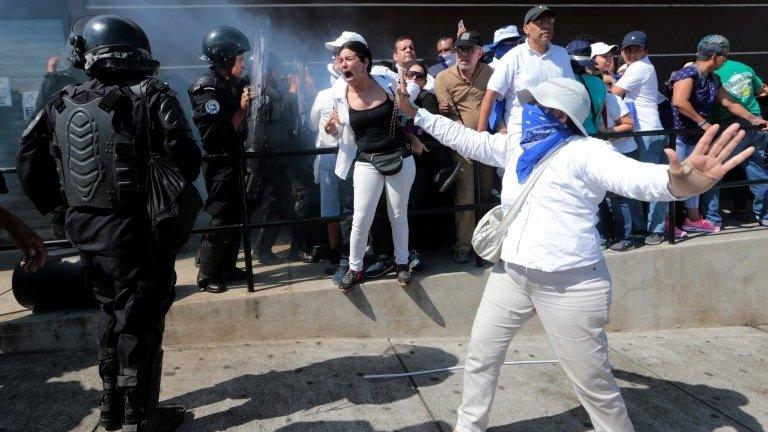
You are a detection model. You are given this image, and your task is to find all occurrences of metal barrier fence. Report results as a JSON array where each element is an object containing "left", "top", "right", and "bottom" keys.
[{"left": 1, "top": 123, "right": 767, "bottom": 292}]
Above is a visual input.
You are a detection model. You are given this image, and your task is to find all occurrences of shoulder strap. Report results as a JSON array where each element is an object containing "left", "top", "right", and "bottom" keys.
[{"left": 497, "top": 142, "right": 567, "bottom": 231}]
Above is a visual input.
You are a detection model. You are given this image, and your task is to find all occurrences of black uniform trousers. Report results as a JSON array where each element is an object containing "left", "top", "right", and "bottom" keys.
[{"left": 88, "top": 236, "right": 175, "bottom": 370}]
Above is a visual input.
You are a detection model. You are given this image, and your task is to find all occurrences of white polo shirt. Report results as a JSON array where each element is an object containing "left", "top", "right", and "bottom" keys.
[
  {"left": 604, "top": 93, "right": 637, "bottom": 154},
  {"left": 614, "top": 56, "right": 663, "bottom": 131},
  {"left": 487, "top": 41, "right": 574, "bottom": 131}
]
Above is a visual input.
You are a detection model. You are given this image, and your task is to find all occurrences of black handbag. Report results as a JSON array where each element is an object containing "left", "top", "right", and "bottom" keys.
[{"left": 146, "top": 154, "right": 203, "bottom": 252}]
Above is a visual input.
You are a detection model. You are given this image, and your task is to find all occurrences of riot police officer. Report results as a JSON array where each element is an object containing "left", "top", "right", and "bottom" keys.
[
  {"left": 251, "top": 53, "right": 315, "bottom": 264},
  {"left": 17, "top": 15, "right": 201, "bottom": 432},
  {"left": 34, "top": 15, "right": 91, "bottom": 239},
  {"left": 189, "top": 26, "right": 251, "bottom": 293}
]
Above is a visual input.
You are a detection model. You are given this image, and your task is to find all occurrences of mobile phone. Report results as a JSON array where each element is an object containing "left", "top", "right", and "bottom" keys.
[{"left": 458, "top": 19, "right": 464, "bottom": 29}]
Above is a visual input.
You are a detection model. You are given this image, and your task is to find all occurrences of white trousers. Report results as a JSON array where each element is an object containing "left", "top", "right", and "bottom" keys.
[
  {"left": 349, "top": 157, "right": 416, "bottom": 271},
  {"left": 456, "top": 260, "right": 634, "bottom": 432}
]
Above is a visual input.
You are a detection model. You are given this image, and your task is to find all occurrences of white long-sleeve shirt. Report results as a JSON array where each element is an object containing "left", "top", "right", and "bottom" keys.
[{"left": 414, "top": 108, "right": 677, "bottom": 271}]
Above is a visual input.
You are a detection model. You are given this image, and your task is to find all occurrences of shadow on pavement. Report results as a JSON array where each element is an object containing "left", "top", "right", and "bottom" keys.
[
  {"left": 0, "top": 348, "right": 98, "bottom": 432},
  {"left": 487, "top": 369, "right": 764, "bottom": 432},
  {"left": 165, "top": 346, "right": 457, "bottom": 432}
]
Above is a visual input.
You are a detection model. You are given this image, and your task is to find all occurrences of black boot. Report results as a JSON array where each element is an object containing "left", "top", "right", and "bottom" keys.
[
  {"left": 120, "top": 350, "right": 185, "bottom": 432},
  {"left": 197, "top": 241, "right": 228, "bottom": 293},
  {"left": 99, "top": 348, "right": 124, "bottom": 431}
]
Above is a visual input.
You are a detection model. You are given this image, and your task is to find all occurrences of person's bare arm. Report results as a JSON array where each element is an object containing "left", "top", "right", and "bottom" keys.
[
  {"left": 476, "top": 89, "right": 500, "bottom": 132},
  {"left": 671, "top": 78, "right": 709, "bottom": 128},
  {"left": 0, "top": 206, "right": 46, "bottom": 272},
  {"left": 610, "top": 84, "right": 626, "bottom": 97},
  {"left": 717, "top": 87, "right": 768, "bottom": 129}
]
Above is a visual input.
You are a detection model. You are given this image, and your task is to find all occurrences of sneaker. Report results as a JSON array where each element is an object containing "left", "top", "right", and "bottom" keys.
[
  {"left": 395, "top": 264, "right": 412, "bottom": 287},
  {"left": 453, "top": 247, "right": 471, "bottom": 264},
  {"left": 663, "top": 219, "right": 689, "bottom": 239},
  {"left": 332, "top": 263, "right": 349, "bottom": 286},
  {"left": 609, "top": 239, "right": 634, "bottom": 252},
  {"left": 682, "top": 218, "right": 721, "bottom": 233},
  {"left": 255, "top": 251, "right": 281, "bottom": 265},
  {"left": 364, "top": 256, "right": 394, "bottom": 278},
  {"left": 644, "top": 233, "right": 664, "bottom": 245},
  {"left": 408, "top": 250, "right": 424, "bottom": 272},
  {"left": 339, "top": 269, "right": 363, "bottom": 292},
  {"left": 600, "top": 236, "right": 611, "bottom": 251}
]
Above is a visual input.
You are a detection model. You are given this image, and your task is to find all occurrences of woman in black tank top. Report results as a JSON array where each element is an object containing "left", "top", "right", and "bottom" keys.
[{"left": 324, "top": 41, "right": 426, "bottom": 291}]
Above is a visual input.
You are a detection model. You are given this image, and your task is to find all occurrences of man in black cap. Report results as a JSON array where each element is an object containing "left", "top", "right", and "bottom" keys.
[
  {"left": 434, "top": 30, "right": 496, "bottom": 263},
  {"left": 476, "top": 5, "right": 573, "bottom": 140}
]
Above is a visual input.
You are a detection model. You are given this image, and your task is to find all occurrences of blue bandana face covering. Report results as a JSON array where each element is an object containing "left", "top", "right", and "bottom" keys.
[{"left": 516, "top": 103, "right": 576, "bottom": 183}]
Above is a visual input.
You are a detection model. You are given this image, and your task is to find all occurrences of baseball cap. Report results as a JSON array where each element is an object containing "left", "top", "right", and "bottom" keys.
[
  {"left": 324, "top": 31, "right": 367, "bottom": 51},
  {"left": 566, "top": 40, "right": 597, "bottom": 68},
  {"left": 524, "top": 5, "right": 555, "bottom": 24},
  {"left": 483, "top": 25, "right": 522, "bottom": 52},
  {"left": 455, "top": 31, "right": 484, "bottom": 48},
  {"left": 590, "top": 42, "right": 618, "bottom": 57},
  {"left": 621, "top": 31, "right": 647, "bottom": 49}
]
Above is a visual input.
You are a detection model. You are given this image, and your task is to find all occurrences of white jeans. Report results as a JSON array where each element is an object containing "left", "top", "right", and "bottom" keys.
[
  {"left": 456, "top": 260, "right": 634, "bottom": 432},
  {"left": 349, "top": 157, "right": 416, "bottom": 271}
]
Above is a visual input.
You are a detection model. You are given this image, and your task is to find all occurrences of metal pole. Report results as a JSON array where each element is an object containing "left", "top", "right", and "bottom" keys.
[
  {"left": 237, "top": 156, "right": 255, "bottom": 292},
  {"left": 668, "top": 133, "right": 676, "bottom": 245},
  {"left": 473, "top": 159, "right": 482, "bottom": 267}
]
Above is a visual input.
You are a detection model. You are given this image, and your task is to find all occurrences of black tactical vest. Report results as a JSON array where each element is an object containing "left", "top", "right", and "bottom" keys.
[{"left": 51, "top": 85, "right": 144, "bottom": 208}]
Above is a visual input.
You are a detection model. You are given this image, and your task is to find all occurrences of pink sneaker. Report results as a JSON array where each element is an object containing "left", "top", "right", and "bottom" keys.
[
  {"left": 682, "top": 218, "right": 721, "bottom": 233},
  {"left": 674, "top": 227, "right": 688, "bottom": 239},
  {"left": 664, "top": 220, "right": 689, "bottom": 239}
]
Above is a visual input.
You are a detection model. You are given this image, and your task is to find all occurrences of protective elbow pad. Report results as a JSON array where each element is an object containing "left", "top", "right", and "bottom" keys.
[{"left": 667, "top": 161, "right": 719, "bottom": 199}]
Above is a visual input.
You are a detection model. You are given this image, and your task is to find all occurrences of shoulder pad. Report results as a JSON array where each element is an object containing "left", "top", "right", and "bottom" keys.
[{"left": 190, "top": 75, "right": 217, "bottom": 94}]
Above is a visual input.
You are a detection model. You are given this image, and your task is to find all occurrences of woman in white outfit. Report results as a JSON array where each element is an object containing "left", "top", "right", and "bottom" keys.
[
  {"left": 396, "top": 76, "right": 752, "bottom": 432},
  {"left": 325, "top": 41, "right": 426, "bottom": 292}
]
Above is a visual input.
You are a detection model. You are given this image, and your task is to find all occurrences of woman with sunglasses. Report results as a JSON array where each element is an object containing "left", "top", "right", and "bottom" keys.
[{"left": 397, "top": 76, "right": 753, "bottom": 432}]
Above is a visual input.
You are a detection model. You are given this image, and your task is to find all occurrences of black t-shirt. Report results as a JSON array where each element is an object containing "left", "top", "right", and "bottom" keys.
[{"left": 349, "top": 98, "right": 407, "bottom": 160}]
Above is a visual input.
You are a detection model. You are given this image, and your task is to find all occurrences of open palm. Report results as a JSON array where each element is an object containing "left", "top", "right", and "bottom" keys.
[{"left": 664, "top": 123, "right": 753, "bottom": 179}]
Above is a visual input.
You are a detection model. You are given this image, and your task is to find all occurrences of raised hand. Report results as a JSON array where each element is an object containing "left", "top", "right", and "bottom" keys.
[
  {"left": 664, "top": 123, "right": 752, "bottom": 181},
  {"left": 324, "top": 107, "right": 340, "bottom": 136},
  {"left": 396, "top": 70, "right": 417, "bottom": 119}
]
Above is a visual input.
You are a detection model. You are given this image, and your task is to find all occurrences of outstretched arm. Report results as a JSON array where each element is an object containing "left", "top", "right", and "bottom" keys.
[
  {"left": 397, "top": 74, "right": 510, "bottom": 168},
  {"left": 0, "top": 206, "right": 45, "bottom": 272}
]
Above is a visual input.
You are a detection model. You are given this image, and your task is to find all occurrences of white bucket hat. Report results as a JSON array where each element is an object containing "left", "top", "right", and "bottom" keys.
[
  {"left": 324, "top": 31, "right": 367, "bottom": 51},
  {"left": 516, "top": 77, "right": 590, "bottom": 136}
]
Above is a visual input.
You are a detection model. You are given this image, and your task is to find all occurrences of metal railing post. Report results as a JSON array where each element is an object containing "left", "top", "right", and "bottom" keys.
[
  {"left": 474, "top": 159, "right": 482, "bottom": 267},
  {"left": 237, "top": 156, "right": 255, "bottom": 292},
  {"left": 668, "top": 133, "right": 677, "bottom": 245}
]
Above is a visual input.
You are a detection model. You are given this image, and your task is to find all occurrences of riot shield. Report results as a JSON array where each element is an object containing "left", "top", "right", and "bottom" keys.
[{"left": 245, "top": 20, "right": 271, "bottom": 200}]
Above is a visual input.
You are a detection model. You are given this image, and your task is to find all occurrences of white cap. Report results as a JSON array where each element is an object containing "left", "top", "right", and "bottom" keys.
[
  {"left": 492, "top": 25, "right": 521, "bottom": 46},
  {"left": 324, "top": 31, "right": 367, "bottom": 51},
  {"left": 516, "top": 77, "right": 590, "bottom": 136},
  {"left": 590, "top": 42, "right": 618, "bottom": 58}
]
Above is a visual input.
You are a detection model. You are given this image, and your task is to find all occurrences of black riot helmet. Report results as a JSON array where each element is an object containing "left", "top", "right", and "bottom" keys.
[
  {"left": 201, "top": 26, "right": 251, "bottom": 70},
  {"left": 78, "top": 15, "right": 159, "bottom": 75},
  {"left": 67, "top": 15, "right": 92, "bottom": 69}
]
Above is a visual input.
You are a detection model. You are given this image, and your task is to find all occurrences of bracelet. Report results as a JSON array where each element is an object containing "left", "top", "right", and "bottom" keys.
[{"left": 697, "top": 119, "right": 708, "bottom": 128}]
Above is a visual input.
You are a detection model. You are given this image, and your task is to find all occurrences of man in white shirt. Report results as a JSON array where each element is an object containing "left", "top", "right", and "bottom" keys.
[
  {"left": 476, "top": 5, "right": 574, "bottom": 136},
  {"left": 393, "top": 35, "right": 435, "bottom": 92},
  {"left": 610, "top": 31, "right": 669, "bottom": 245}
]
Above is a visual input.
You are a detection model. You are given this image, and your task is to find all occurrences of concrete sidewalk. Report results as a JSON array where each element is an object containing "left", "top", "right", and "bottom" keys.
[{"left": 1, "top": 326, "right": 767, "bottom": 432}]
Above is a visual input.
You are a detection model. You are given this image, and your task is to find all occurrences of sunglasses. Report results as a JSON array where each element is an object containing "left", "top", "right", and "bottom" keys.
[{"left": 406, "top": 71, "right": 427, "bottom": 79}]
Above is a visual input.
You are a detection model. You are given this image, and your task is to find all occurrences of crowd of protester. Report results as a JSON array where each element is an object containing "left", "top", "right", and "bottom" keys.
[{"left": 29, "top": 5, "right": 768, "bottom": 292}]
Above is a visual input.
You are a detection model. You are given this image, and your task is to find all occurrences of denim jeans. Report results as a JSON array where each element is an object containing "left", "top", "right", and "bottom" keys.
[
  {"left": 605, "top": 151, "right": 645, "bottom": 241},
  {"left": 701, "top": 118, "right": 768, "bottom": 225},
  {"left": 675, "top": 139, "right": 700, "bottom": 210},
  {"left": 635, "top": 135, "right": 669, "bottom": 234}
]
